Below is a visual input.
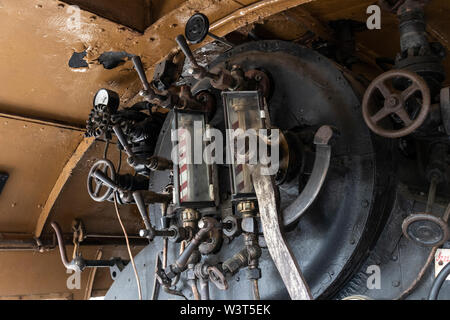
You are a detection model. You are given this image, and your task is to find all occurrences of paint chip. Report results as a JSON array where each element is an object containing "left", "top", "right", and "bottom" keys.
[{"left": 69, "top": 51, "right": 89, "bottom": 68}]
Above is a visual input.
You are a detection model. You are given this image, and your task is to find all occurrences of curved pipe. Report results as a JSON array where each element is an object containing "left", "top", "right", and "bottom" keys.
[
  {"left": 50, "top": 221, "right": 71, "bottom": 269},
  {"left": 175, "top": 217, "right": 216, "bottom": 270}
]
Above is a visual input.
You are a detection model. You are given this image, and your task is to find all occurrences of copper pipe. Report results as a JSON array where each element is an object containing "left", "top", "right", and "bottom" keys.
[
  {"left": 189, "top": 279, "right": 201, "bottom": 300},
  {"left": 253, "top": 279, "right": 261, "bottom": 300}
]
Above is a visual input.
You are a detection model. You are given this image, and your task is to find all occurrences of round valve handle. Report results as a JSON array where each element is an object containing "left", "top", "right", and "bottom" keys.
[
  {"left": 87, "top": 159, "right": 117, "bottom": 202},
  {"left": 362, "top": 69, "right": 431, "bottom": 138}
]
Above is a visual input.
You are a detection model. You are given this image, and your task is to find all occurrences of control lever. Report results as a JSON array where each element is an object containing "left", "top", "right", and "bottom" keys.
[
  {"left": 132, "top": 190, "right": 155, "bottom": 238},
  {"left": 131, "top": 56, "right": 151, "bottom": 92},
  {"left": 51, "top": 221, "right": 128, "bottom": 275},
  {"left": 112, "top": 124, "right": 134, "bottom": 157},
  {"left": 131, "top": 56, "right": 169, "bottom": 106},
  {"left": 175, "top": 35, "right": 202, "bottom": 70},
  {"left": 175, "top": 35, "right": 237, "bottom": 90}
]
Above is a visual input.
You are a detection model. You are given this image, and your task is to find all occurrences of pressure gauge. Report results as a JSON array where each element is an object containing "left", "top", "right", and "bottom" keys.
[{"left": 93, "top": 88, "right": 120, "bottom": 112}]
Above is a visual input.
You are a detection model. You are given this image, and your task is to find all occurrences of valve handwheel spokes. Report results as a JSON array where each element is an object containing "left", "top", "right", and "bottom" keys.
[
  {"left": 362, "top": 69, "right": 431, "bottom": 138},
  {"left": 87, "top": 159, "right": 116, "bottom": 202}
]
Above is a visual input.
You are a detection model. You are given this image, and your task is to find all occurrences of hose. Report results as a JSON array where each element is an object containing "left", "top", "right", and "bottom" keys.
[{"left": 428, "top": 261, "right": 450, "bottom": 300}]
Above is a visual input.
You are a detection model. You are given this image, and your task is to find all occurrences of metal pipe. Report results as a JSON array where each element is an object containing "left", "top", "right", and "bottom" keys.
[
  {"left": 175, "top": 218, "right": 215, "bottom": 270},
  {"left": 0, "top": 233, "right": 146, "bottom": 252},
  {"left": 85, "top": 234, "right": 142, "bottom": 239},
  {"left": 50, "top": 222, "right": 72, "bottom": 269}
]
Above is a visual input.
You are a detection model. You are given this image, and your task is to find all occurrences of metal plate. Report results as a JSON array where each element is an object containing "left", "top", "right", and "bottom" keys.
[{"left": 106, "top": 41, "right": 395, "bottom": 300}]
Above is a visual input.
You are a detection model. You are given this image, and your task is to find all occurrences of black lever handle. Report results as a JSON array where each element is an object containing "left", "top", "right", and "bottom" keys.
[
  {"left": 175, "top": 35, "right": 200, "bottom": 69},
  {"left": 131, "top": 55, "right": 151, "bottom": 92},
  {"left": 112, "top": 124, "right": 135, "bottom": 157}
]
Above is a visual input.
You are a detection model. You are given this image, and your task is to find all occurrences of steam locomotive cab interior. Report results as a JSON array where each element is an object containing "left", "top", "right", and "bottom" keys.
[{"left": 0, "top": 0, "right": 449, "bottom": 300}]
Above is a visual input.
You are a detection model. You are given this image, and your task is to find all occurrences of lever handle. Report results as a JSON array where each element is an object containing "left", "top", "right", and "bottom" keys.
[
  {"left": 112, "top": 124, "right": 134, "bottom": 157},
  {"left": 131, "top": 55, "right": 151, "bottom": 92},
  {"left": 175, "top": 35, "right": 199, "bottom": 69},
  {"left": 132, "top": 191, "right": 155, "bottom": 236},
  {"left": 93, "top": 170, "right": 119, "bottom": 191}
]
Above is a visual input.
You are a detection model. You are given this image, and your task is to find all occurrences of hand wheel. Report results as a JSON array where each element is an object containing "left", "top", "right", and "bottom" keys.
[
  {"left": 362, "top": 69, "right": 431, "bottom": 138},
  {"left": 87, "top": 159, "right": 116, "bottom": 202}
]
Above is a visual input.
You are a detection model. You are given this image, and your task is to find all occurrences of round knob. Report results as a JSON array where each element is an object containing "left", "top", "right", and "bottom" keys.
[{"left": 185, "top": 13, "right": 210, "bottom": 44}]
